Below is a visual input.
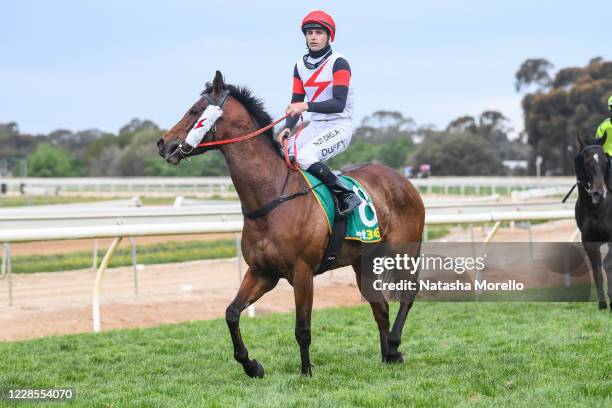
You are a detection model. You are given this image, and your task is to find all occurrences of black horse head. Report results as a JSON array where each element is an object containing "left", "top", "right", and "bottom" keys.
[{"left": 577, "top": 133, "right": 609, "bottom": 206}]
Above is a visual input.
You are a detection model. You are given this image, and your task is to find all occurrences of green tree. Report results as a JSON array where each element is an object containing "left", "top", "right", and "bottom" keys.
[
  {"left": 115, "top": 128, "right": 162, "bottom": 176},
  {"left": 119, "top": 118, "right": 159, "bottom": 136},
  {"left": 145, "top": 151, "right": 229, "bottom": 177},
  {"left": 515, "top": 58, "right": 554, "bottom": 92},
  {"left": 411, "top": 132, "right": 504, "bottom": 176},
  {"left": 444, "top": 111, "right": 530, "bottom": 164},
  {"left": 27, "top": 144, "right": 75, "bottom": 177},
  {"left": 379, "top": 136, "right": 414, "bottom": 168},
  {"left": 518, "top": 57, "right": 612, "bottom": 174}
]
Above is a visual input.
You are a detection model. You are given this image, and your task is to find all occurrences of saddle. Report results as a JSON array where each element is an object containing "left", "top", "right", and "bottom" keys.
[{"left": 299, "top": 170, "right": 381, "bottom": 274}]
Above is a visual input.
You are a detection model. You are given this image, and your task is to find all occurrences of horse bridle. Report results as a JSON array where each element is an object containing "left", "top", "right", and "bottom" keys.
[
  {"left": 580, "top": 144, "right": 604, "bottom": 155},
  {"left": 173, "top": 90, "right": 232, "bottom": 159},
  {"left": 580, "top": 144, "right": 609, "bottom": 195}
]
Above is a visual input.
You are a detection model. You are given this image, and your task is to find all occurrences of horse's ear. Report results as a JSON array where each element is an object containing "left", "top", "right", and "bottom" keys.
[
  {"left": 577, "top": 132, "right": 586, "bottom": 150},
  {"left": 212, "top": 70, "right": 225, "bottom": 95},
  {"left": 598, "top": 132, "right": 607, "bottom": 147}
]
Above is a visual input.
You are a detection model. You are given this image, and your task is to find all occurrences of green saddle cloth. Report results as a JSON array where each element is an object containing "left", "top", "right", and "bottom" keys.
[{"left": 299, "top": 169, "right": 381, "bottom": 243}]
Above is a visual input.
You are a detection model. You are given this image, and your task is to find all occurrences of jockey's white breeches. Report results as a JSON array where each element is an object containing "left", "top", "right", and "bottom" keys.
[{"left": 288, "top": 120, "right": 353, "bottom": 169}]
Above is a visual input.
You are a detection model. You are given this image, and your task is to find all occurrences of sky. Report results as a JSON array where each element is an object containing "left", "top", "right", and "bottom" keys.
[{"left": 0, "top": 0, "right": 608, "bottom": 137}]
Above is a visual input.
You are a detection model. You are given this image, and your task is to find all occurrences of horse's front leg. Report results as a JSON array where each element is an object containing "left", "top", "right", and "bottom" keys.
[
  {"left": 583, "top": 242, "right": 607, "bottom": 310},
  {"left": 604, "top": 243, "right": 612, "bottom": 310},
  {"left": 226, "top": 267, "right": 278, "bottom": 378},
  {"left": 293, "top": 262, "right": 314, "bottom": 376}
]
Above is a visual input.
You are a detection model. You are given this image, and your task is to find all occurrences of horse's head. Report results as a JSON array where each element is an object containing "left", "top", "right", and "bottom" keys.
[
  {"left": 157, "top": 71, "right": 231, "bottom": 165},
  {"left": 577, "top": 132, "right": 609, "bottom": 205}
]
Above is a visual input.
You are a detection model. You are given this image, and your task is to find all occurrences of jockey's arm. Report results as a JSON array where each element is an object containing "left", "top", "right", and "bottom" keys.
[
  {"left": 306, "top": 58, "right": 351, "bottom": 114},
  {"left": 596, "top": 119, "right": 612, "bottom": 156},
  {"left": 285, "top": 64, "right": 306, "bottom": 130},
  {"left": 596, "top": 119, "right": 612, "bottom": 138}
]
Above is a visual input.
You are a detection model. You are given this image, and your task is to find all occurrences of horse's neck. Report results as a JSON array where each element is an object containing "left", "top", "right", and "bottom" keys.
[
  {"left": 221, "top": 135, "right": 293, "bottom": 212},
  {"left": 577, "top": 186, "right": 590, "bottom": 206}
]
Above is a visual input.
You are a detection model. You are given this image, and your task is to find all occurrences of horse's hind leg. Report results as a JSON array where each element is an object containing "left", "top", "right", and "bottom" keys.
[
  {"left": 388, "top": 242, "right": 420, "bottom": 361},
  {"left": 293, "top": 261, "right": 315, "bottom": 376},
  {"left": 387, "top": 300, "right": 415, "bottom": 362},
  {"left": 353, "top": 265, "right": 395, "bottom": 363},
  {"left": 583, "top": 242, "right": 607, "bottom": 310},
  {"left": 226, "top": 268, "right": 278, "bottom": 378}
]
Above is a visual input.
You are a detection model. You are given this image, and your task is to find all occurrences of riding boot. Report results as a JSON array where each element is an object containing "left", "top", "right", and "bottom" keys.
[
  {"left": 306, "top": 162, "right": 362, "bottom": 216},
  {"left": 574, "top": 154, "right": 589, "bottom": 188}
]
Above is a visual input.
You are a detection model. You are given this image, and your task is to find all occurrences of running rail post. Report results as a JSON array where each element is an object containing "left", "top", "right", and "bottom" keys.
[
  {"left": 92, "top": 237, "right": 122, "bottom": 333},
  {"left": 483, "top": 221, "right": 502, "bottom": 246},
  {"left": 570, "top": 228, "right": 581, "bottom": 242},
  {"left": 92, "top": 239, "right": 99, "bottom": 271},
  {"left": 4, "top": 243, "right": 12, "bottom": 306},
  {"left": 235, "top": 234, "right": 255, "bottom": 317},
  {"left": 567, "top": 228, "right": 582, "bottom": 288},
  {"left": 527, "top": 221, "right": 534, "bottom": 261},
  {"left": 1, "top": 242, "right": 5, "bottom": 280},
  {"left": 477, "top": 221, "right": 502, "bottom": 298},
  {"left": 235, "top": 234, "right": 243, "bottom": 281},
  {"left": 128, "top": 237, "right": 138, "bottom": 295}
]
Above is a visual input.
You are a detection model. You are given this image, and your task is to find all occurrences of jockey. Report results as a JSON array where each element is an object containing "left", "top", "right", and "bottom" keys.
[
  {"left": 576, "top": 95, "right": 612, "bottom": 187},
  {"left": 595, "top": 95, "right": 612, "bottom": 149},
  {"left": 275, "top": 10, "right": 362, "bottom": 216}
]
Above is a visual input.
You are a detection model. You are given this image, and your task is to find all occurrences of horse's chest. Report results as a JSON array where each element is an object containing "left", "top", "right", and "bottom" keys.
[
  {"left": 241, "top": 235, "right": 289, "bottom": 272},
  {"left": 581, "top": 217, "right": 611, "bottom": 241}
]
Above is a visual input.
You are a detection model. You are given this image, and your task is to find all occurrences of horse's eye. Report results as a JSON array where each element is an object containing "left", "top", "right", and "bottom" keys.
[{"left": 189, "top": 108, "right": 199, "bottom": 115}]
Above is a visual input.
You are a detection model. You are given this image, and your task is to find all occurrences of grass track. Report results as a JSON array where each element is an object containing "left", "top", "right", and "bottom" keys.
[
  {"left": 11, "top": 239, "right": 236, "bottom": 274},
  {"left": 0, "top": 302, "right": 610, "bottom": 407}
]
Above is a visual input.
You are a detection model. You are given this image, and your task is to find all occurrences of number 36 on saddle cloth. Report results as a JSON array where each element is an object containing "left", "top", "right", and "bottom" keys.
[{"left": 299, "top": 169, "right": 380, "bottom": 243}]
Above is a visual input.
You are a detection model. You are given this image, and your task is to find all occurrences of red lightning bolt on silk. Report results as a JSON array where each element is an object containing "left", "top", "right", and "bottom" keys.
[{"left": 304, "top": 60, "right": 332, "bottom": 101}]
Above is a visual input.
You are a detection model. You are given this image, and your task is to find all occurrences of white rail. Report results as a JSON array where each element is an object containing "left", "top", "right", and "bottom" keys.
[
  {"left": 0, "top": 200, "right": 574, "bottom": 229},
  {"left": 0, "top": 176, "right": 576, "bottom": 196},
  {"left": 425, "top": 210, "right": 573, "bottom": 225}
]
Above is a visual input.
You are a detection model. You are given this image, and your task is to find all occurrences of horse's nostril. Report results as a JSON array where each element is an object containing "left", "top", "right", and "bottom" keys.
[{"left": 157, "top": 139, "right": 168, "bottom": 158}]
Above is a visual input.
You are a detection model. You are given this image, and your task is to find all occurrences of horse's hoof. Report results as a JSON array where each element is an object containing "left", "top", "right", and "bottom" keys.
[
  {"left": 598, "top": 301, "right": 607, "bottom": 310},
  {"left": 244, "top": 359, "right": 264, "bottom": 378},
  {"left": 301, "top": 365, "right": 313, "bottom": 377},
  {"left": 609, "top": 302, "right": 612, "bottom": 311},
  {"left": 384, "top": 351, "right": 405, "bottom": 364}
]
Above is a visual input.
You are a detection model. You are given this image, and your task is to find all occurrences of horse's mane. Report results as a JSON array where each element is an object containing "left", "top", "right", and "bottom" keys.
[{"left": 202, "top": 84, "right": 275, "bottom": 144}]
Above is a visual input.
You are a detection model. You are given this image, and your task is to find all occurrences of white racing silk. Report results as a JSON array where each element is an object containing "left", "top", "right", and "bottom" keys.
[{"left": 185, "top": 105, "right": 223, "bottom": 148}]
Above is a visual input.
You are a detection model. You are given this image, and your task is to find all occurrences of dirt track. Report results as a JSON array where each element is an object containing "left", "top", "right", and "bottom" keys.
[
  {"left": 0, "top": 219, "right": 580, "bottom": 342},
  {"left": 0, "top": 260, "right": 363, "bottom": 341}
]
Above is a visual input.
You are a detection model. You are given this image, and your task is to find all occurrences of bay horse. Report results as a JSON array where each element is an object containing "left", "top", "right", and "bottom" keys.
[
  {"left": 574, "top": 133, "right": 612, "bottom": 310},
  {"left": 157, "top": 71, "right": 425, "bottom": 377}
]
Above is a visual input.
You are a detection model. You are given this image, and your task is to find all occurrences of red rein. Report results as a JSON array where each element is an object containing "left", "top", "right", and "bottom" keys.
[{"left": 196, "top": 114, "right": 304, "bottom": 171}]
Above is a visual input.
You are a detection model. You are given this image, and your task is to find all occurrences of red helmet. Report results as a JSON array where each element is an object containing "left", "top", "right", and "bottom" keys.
[{"left": 301, "top": 10, "right": 336, "bottom": 42}]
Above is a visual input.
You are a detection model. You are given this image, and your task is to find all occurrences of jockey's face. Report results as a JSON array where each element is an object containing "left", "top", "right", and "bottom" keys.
[{"left": 305, "top": 28, "right": 329, "bottom": 52}]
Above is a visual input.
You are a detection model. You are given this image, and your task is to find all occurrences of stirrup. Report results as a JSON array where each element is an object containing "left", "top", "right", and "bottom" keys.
[{"left": 337, "top": 192, "right": 362, "bottom": 216}]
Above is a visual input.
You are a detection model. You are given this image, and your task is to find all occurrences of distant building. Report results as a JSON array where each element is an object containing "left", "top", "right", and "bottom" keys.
[{"left": 502, "top": 160, "right": 528, "bottom": 170}]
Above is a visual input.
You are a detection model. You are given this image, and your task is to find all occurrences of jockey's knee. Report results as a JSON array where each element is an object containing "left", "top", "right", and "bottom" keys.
[{"left": 297, "top": 155, "right": 317, "bottom": 170}]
